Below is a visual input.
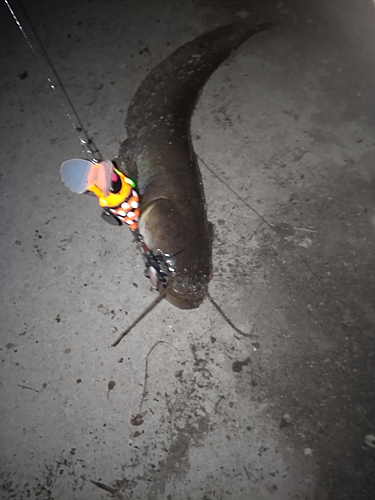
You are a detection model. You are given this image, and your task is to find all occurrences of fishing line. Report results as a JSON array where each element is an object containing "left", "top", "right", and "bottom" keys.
[
  {"left": 4, "top": 0, "right": 101, "bottom": 160},
  {"left": 199, "top": 154, "right": 333, "bottom": 298}
]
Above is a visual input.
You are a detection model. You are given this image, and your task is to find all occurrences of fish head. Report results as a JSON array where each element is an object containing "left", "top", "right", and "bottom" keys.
[{"left": 139, "top": 198, "right": 210, "bottom": 309}]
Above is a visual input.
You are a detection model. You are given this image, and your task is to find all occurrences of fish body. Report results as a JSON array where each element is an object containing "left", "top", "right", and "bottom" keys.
[{"left": 118, "top": 22, "right": 270, "bottom": 309}]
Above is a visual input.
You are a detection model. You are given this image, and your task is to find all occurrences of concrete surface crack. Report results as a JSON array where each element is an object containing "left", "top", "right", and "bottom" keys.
[
  {"left": 17, "top": 384, "right": 39, "bottom": 393},
  {"left": 90, "top": 480, "right": 117, "bottom": 494}
]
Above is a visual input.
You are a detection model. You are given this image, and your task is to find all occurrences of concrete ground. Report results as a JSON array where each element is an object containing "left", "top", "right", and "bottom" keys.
[{"left": 1, "top": 0, "right": 375, "bottom": 498}]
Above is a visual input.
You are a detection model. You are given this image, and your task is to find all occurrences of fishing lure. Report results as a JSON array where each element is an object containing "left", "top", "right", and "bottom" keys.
[{"left": 60, "top": 158, "right": 174, "bottom": 287}]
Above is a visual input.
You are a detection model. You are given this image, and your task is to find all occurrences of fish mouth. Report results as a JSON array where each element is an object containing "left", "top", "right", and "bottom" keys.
[
  {"left": 165, "top": 286, "right": 205, "bottom": 310},
  {"left": 165, "top": 278, "right": 208, "bottom": 310},
  {"left": 146, "top": 265, "right": 206, "bottom": 309}
]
